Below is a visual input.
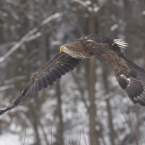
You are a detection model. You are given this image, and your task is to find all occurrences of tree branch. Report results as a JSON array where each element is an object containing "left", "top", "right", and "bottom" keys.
[{"left": 0, "top": 12, "right": 63, "bottom": 64}]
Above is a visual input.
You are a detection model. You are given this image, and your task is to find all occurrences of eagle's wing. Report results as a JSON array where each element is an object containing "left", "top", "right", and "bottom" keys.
[
  {"left": 86, "top": 34, "right": 128, "bottom": 54},
  {"left": 86, "top": 38, "right": 145, "bottom": 106},
  {"left": 0, "top": 52, "right": 80, "bottom": 115},
  {"left": 116, "top": 59, "right": 145, "bottom": 106}
]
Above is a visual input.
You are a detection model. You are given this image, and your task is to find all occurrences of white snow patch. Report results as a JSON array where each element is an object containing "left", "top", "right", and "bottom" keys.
[
  {"left": 41, "top": 13, "right": 63, "bottom": 26},
  {"left": 0, "top": 12, "right": 63, "bottom": 64},
  {"left": 94, "top": 6, "right": 99, "bottom": 12},
  {"left": 11, "top": 11, "right": 19, "bottom": 20},
  {"left": 51, "top": 41, "right": 61, "bottom": 46},
  {"left": 72, "top": 0, "right": 91, "bottom": 8},
  {"left": 110, "top": 24, "right": 118, "bottom": 31},
  {"left": 26, "top": 32, "right": 41, "bottom": 42},
  {"left": 0, "top": 133, "right": 20, "bottom": 145},
  {"left": 86, "top": 0, "right": 91, "bottom": 5},
  {"left": 0, "top": 84, "right": 14, "bottom": 91},
  {"left": 4, "top": 75, "right": 26, "bottom": 84},
  {"left": 142, "top": 11, "right": 145, "bottom": 15}
]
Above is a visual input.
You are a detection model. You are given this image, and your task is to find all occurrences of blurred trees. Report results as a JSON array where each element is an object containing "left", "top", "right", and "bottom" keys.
[{"left": 0, "top": 0, "right": 145, "bottom": 145}]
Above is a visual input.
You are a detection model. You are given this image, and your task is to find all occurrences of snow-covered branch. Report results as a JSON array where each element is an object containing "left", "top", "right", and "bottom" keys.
[
  {"left": 0, "top": 84, "right": 14, "bottom": 92},
  {"left": 0, "top": 27, "right": 38, "bottom": 64},
  {"left": 0, "top": 12, "right": 63, "bottom": 64},
  {"left": 26, "top": 32, "right": 42, "bottom": 42},
  {"left": 71, "top": 0, "right": 89, "bottom": 8},
  {"left": 71, "top": 0, "right": 107, "bottom": 12},
  {"left": 3, "top": 75, "right": 27, "bottom": 85},
  {"left": 97, "top": 93, "right": 114, "bottom": 102},
  {"left": 0, "top": 42, "right": 16, "bottom": 49},
  {"left": 41, "top": 13, "right": 63, "bottom": 26}
]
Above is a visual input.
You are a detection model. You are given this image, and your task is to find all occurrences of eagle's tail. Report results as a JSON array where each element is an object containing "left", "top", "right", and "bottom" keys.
[{"left": 116, "top": 59, "right": 145, "bottom": 106}]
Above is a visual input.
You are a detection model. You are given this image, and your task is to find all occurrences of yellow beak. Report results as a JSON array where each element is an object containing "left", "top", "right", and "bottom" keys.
[{"left": 60, "top": 46, "right": 67, "bottom": 52}]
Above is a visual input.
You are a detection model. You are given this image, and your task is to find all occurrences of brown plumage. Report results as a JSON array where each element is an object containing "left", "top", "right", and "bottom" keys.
[
  {"left": 0, "top": 52, "right": 80, "bottom": 115},
  {"left": 1, "top": 34, "right": 145, "bottom": 115}
]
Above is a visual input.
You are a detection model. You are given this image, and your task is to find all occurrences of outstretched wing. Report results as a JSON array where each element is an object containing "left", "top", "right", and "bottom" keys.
[
  {"left": 85, "top": 37, "right": 145, "bottom": 106},
  {"left": 117, "top": 59, "right": 145, "bottom": 106},
  {"left": 0, "top": 52, "right": 80, "bottom": 115}
]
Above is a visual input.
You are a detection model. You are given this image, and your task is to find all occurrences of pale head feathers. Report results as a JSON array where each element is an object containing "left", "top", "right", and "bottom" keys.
[{"left": 60, "top": 45, "right": 68, "bottom": 52}]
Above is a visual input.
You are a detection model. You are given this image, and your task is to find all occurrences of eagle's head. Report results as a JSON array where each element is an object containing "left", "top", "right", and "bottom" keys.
[
  {"left": 59, "top": 43, "right": 79, "bottom": 58},
  {"left": 60, "top": 44, "right": 70, "bottom": 53},
  {"left": 59, "top": 39, "right": 95, "bottom": 59},
  {"left": 60, "top": 44, "right": 74, "bottom": 54}
]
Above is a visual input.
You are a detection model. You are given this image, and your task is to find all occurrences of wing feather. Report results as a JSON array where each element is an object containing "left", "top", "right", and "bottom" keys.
[
  {"left": 45, "top": 74, "right": 54, "bottom": 85},
  {"left": 0, "top": 52, "right": 80, "bottom": 115},
  {"left": 117, "top": 75, "right": 145, "bottom": 106},
  {"left": 41, "top": 77, "right": 48, "bottom": 88},
  {"left": 60, "top": 65, "right": 69, "bottom": 72},
  {"left": 125, "top": 58, "right": 145, "bottom": 82},
  {"left": 35, "top": 79, "right": 42, "bottom": 91}
]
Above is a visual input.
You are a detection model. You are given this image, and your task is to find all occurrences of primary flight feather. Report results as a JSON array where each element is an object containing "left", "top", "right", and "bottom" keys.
[{"left": 1, "top": 34, "right": 145, "bottom": 115}]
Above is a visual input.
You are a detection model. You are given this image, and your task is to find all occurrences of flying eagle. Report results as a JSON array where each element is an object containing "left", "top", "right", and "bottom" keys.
[{"left": 1, "top": 34, "right": 145, "bottom": 115}]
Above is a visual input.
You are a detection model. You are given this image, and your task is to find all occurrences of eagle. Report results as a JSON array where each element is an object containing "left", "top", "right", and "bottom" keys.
[{"left": 1, "top": 34, "right": 145, "bottom": 115}]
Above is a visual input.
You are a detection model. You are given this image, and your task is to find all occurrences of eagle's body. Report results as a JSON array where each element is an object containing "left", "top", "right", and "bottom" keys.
[
  {"left": 61, "top": 34, "right": 132, "bottom": 77},
  {"left": 1, "top": 34, "right": 145, "bottom": 115}
]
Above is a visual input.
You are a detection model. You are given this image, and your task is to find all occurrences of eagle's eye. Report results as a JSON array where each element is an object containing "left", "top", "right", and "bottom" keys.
[{"left": 60, "top": 46, "right": 68, "bottom": 52}]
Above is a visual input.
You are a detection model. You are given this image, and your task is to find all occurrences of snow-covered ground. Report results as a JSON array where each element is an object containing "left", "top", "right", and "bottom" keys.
[{"left": 0, "top": 133, "right": 20, "bottom": 145}]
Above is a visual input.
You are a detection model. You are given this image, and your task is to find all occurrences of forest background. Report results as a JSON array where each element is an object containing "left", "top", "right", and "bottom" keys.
[{"left": 0, "top": 0, "right": 145, "bottom": 145}]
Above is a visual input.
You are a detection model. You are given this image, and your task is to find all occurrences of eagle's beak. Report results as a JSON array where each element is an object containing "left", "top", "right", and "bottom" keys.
[{"left": 60, "top": 46, "right": 67, "bottom": 52}]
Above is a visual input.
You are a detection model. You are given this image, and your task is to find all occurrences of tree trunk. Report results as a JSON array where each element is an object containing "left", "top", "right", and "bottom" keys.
[
  {"left": 89, "top": 56, "right": 99, "bottom": 145},
  {"left": 29, "top": 104, "right": 41, "bottom": 145},
  {"left": 88, "top": 0, "right": 99, "bottom": 144},
  {"left": 102, "top": 63, "right": 115, "bottom": 145},
  {"left": 55, "top": 80, "right": 64, "bottom": 145}
]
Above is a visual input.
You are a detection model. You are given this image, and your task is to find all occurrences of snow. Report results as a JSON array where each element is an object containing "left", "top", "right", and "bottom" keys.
[
  {"left": 0, "top": 128, "right": 35, "bottom": 145},
  {"left": 1, "top": 1, "right": 145, "bottom": 144},
  {"left": 0, "top": 133, "right": 20, "bottom": 145},
  {"left": 142, "top": 11, "right": 145, "bottom": 15},
  {"left": 0, "top": 27, "right": 37, "bottom": 64},
  {"left": 0, "top": 84, "right": 14, "bottom": 92},
  {"left": 0, "top": 12, "right": 63, "bottom": 64},
  {"left": 4, "top": 75, "right": 26, "bottom": 84},
  {"left": 86, "top": 0, "right": 91, "bottom": 5},
  {"left": 26, "top": 32, "right": 41, "bottom": 42},
  {"left": 11, "top": 11, "right": 19, "bottom": 21},
  {"left": 72, "top": 0, "right": 101, "bottom": 13},
  {"left": 41, "top": 13, "right": 63, "bottom": 26},
  {"left": 71, "top": 0, "right": 88, "bottom": 7},
  {"left": 110, "top": 24, "right": 118, "bottom": 31},
  {"left": 94, "top": 6, "right": 99, "bottom": 12},
  {"left": 51, "top": 40, "right": 61, "bottom": 46}
]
